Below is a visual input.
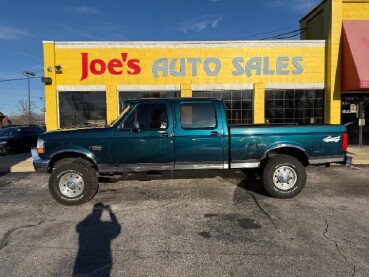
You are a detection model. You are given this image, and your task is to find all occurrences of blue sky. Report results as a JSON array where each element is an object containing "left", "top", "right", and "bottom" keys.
[{"left": 0, "top": 0, "right": 320, "bottom": 116}]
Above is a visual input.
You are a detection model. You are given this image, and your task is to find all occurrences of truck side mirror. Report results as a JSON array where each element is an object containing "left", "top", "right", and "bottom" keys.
[{"left": 132, "top": 121, "right": 140, "bottom": 132}]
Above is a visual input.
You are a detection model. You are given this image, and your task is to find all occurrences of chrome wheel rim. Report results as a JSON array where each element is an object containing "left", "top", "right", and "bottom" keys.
[
  {"left": 273, "top": 165, "right": 297, "bottom": 190},
  {"left": 59, "top": 172, "right": 84, "bottom": 198}
]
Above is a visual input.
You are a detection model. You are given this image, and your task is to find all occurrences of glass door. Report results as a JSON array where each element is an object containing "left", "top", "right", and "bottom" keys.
[{"left": 341, "top": 95, "right": 369, "bottom": 146}]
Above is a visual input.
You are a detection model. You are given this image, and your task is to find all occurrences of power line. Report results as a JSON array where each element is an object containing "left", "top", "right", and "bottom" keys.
[
  {"left": 260, "top": 28, "right": 306, "bottom": 40},
  {"left": 234, "top": 24, "right": 300, "bottom": 40},
  {"left": 274, "top": 28, "right": 307, "bottom": 40},
  {"left": 0, "top": 73, "right": 23, "bottom": 77},
  {"left": 0, "top": 77, "right": 29, "bottom": 82},
  {"left": 0, "top": 76, "right": 42, "bottom": 83},
  {"left": 0, "top": 69, "right": 44, "bottom": 78},
  {"left": 0, "top": 89, "right": 27, "bottom": 96}
]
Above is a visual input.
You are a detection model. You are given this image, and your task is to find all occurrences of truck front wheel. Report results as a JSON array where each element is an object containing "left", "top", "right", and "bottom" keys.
[
  {"left": 49, "top": 160, "right": 99, "bottom": 205},
  {"left": 262, "top": 155, "right": 306, "bottom": 198}
]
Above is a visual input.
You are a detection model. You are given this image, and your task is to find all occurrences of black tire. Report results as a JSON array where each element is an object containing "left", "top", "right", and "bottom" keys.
[
  {"left": 53, "top": 158, "right": 78, "bottom": 169},
  {"left": 49, "top": 160, "right": 99, "bottom": 205},
  {"left": 262, "top": 155, "right": 306, "bottom": 198}
]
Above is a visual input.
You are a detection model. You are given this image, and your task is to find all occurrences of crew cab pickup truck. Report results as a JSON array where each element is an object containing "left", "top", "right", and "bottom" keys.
[{"left": 32, "top": 98, "right": 348, "bottom": 205}]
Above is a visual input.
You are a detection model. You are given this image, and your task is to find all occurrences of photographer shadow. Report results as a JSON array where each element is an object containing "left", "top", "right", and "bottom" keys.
[{"left": 73, "top": 203, "right": 121, "bottom": 277}]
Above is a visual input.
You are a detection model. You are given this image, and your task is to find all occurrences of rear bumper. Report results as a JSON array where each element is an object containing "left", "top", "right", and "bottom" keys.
[{"left": 31, "top": 148, "right": 49, "bottom": 173}]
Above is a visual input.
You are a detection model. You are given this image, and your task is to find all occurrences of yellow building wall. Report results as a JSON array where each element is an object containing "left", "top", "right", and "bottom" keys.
[
  {"left": 342, "top": 0, "right": 369, "bottom": 19},
  {"left": 326, "top": 0, "right": 369, "bottom": 124},
  {"left": 301, "top": 0, "right": 369, "bottom": 124},
  {"left": 253, "top": 83, "right": 265, "bottom": 124},
  {"left": 43, "top": 42, "right": 325, "bottom": 130},
  {"left": 106, "top": 84, "right": 118, "bottom": 124},
  {"left": 325, "top": 0, "right": 343, "bottom": 124},
  {"left": 181, "top": 84, "right": 192, "bottom": 98},
  {"left": 43, "top": 42, "right": 58, "bottom": 130}
]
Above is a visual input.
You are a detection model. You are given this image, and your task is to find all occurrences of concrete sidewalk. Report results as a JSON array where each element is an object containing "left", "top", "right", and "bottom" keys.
[
  {"left": 0, "top": 146, "right": 368, "bottom": 173},
  {"left": 346, "top": 145, "right": 369, "bottom": 165},
  {"left": 0, "top": 153, "right": 34, "bottom": 173}
]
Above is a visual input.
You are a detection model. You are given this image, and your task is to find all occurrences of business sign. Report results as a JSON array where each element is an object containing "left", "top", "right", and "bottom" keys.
[{"left": 80, "top": 52, "right": 303, "bottom": 81}]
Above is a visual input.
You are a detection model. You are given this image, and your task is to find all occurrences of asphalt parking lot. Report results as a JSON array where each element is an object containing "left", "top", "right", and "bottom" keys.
[{"left": 0, "top": 166, "right": 368, "bottom": 277}]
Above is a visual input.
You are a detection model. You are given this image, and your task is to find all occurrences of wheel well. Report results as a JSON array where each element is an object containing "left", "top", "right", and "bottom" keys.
[
  {"left": 48, "top": 152, "right": 97, "bottom": 173},
  {"left": 262, "top": 147, "right": 309, "bottom": 167}
]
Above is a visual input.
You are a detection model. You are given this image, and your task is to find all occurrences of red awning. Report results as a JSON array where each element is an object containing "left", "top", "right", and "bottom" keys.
[{"left": 342, "top": 20, "right": 369, "bottom": 91}]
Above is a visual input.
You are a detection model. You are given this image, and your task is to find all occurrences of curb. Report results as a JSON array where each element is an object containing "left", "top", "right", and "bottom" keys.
[{"left": 0, "top": 167, "right": 35, "bottom": 173}]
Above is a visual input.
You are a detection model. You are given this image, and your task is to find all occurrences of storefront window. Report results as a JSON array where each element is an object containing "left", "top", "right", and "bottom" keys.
[
  {"left": 119, "top": 91, "right": 180, "bottom": 113},
  {"left": 59, "top": 91, "right": 107, "bottom": 128},
  {"left": 265, "top": 90, "right": 324, "bottom": 124},
  {"left": 192, "top": 90, "right": 253, "bottom": 125}
]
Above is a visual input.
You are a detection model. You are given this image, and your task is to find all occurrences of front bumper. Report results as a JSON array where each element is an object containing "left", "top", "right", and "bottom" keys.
[{"left": 31, "top": 148, "right": 49, "bottom": 173}]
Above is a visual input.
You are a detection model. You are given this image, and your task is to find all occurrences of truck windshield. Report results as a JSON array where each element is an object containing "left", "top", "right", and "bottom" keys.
[{"left": 110, "top": 103, "right": 132, "bottom": 127}]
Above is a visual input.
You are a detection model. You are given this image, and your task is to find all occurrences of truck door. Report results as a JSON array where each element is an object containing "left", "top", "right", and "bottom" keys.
[
  {"left": 111, "top": 102, "right": 174, "bottom": 171},
  {"left": 174, "top": 101, "right": 226, "bottom": 169}
]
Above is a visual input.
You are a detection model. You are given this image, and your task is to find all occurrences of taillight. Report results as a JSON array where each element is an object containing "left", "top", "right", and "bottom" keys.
[{"left": 342, "top": 133, "right": 348, "bottom": 151}]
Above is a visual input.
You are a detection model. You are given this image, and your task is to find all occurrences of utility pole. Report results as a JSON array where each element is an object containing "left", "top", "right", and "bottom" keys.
[{"left": 22, "top": 71, "right": 36, "bottom": 124}]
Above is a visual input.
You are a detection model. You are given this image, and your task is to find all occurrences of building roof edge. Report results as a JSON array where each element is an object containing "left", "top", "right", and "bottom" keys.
[{"left": 299, "top": 0, "right": 328, "bottom": 23}]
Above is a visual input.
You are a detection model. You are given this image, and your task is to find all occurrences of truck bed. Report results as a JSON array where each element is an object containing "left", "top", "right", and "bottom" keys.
[{"left": 229, "top": 124, "right": 347, "bottom": 167}]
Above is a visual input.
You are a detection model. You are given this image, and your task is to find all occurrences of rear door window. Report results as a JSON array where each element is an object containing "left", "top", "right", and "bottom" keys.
[{"left": 180, "top": 102, "right": 216, "bottom": 129}]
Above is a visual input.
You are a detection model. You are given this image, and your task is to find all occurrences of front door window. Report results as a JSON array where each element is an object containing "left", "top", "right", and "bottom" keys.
[{"left": 122, "top": 103, "right": 168, "bottom": 130}]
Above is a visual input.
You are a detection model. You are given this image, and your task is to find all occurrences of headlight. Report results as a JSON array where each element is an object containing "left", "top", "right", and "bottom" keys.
[
  {"left": 37, "top": 138, "right": 45, "bottom": 154},
  {"left": 0, "top": 141, "right": 8, "bottom": 145}
]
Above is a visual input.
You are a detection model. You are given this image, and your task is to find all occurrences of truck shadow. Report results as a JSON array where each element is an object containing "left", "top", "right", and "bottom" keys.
[
  {"left": 73, "top": 203, "right": 121, "bottom": 277},
  {"left": 99, "top": 169, "right": 244, "bottom": 182},
  {"left": 234, "top": 178, "right": 269, "bottom": 199},
  {"left": 99, "top": 169, "right": 268, "bottom": 197}
]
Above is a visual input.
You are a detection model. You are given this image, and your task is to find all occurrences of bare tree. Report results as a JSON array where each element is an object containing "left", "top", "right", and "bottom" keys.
[
  {"left": 17, "top": 99, "right": 32, "bottom": 124},
  {"left": 11, "top": 99, "right": 44, "bottom": 125}
]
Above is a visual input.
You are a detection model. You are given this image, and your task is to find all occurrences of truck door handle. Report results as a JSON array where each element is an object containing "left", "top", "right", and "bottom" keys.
[
  {"left": 210, "top": 131, "right": 221, "bottom": 136},
  {"left": 161, "top": 132, "right": 170, "bottom": 138}
]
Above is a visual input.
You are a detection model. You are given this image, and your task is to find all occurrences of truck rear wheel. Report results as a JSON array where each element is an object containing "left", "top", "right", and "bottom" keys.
[
  {"left": 49, "top": 160, "right": 99, "bottom": 205},
  {"left": 262, "top": 155, "right": 306, "bottom": 198}
]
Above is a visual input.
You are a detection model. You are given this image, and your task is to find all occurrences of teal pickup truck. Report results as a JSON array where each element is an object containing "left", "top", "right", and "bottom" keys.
[{"left": 32, "top": 98, "right": 348, "bottom": 205}]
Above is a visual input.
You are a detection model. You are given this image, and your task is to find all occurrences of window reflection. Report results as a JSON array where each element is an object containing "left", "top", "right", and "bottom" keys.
[
  {"left": 265, "top": 89, "right": 324, "bottom": 124},
  {"left": 119, "top": 91, "right": 180, "bottom": 113},
  {"left": 192, "top": 90, "right": 253, "bottom": 125},
  {"left": 59, "top": 91, "right": 107, "bottom": 128}
]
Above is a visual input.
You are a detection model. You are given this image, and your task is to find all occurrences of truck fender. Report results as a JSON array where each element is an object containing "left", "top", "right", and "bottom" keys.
[
  {"left": 48, "top": 147, "right": 99, "bottom": 171},
  {"left": 260, "top": 143, "right": 310, "bottom": 166}
]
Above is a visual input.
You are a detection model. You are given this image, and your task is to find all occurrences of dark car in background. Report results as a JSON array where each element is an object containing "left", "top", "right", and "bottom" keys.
[{"left": 0, "top": 126, "right": 44, "bottom": 155}]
